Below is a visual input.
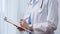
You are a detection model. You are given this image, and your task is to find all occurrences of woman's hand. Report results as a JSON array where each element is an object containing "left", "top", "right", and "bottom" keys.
[
  {"left": 17, "top": 19, "right": 26, "bottom": 31},
  {"left": 17, "top": 19, "right": 29, "bottom": 31}
]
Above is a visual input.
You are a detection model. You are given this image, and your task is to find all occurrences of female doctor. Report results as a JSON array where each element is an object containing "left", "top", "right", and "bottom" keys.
[{"left": 17, "top": 0, "right": 58, "bottom": 34}]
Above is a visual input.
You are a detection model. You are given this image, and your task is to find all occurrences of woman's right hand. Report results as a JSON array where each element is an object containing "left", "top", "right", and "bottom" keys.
[{"left": 17, "top": 19, "right": 25, "bottom": 31}]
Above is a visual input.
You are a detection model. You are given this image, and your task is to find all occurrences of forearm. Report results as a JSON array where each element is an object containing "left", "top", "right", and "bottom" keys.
[{"left": 33, "top": 21, "right": 58, "bottom": 32}]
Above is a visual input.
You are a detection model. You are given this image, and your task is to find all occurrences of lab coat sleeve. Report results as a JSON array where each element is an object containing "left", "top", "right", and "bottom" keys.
[{"left": 33, "top": 0, "right": 58, "bottom": 32}]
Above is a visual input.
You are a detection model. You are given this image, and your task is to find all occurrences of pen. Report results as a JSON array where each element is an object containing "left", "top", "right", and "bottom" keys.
[{"left": 4, "top": 17, "right": 33, "bottom": 33}]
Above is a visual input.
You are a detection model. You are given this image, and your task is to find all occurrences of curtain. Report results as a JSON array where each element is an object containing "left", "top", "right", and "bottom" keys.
[
  {"left": 0, "top": 0, "right": 18, "bottom": 34},
  {"left": 0, "top": 0, "right": 28, "bottom": 34}
]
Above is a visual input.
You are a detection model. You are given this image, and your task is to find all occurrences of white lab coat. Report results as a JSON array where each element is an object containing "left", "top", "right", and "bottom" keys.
[{"left": 23, "top": 0, "right": 58, "bottom": 34}]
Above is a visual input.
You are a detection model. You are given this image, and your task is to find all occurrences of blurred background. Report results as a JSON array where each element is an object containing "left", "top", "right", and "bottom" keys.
[{"left": 0, "top": 0, "right": 60, "bottom": 34}]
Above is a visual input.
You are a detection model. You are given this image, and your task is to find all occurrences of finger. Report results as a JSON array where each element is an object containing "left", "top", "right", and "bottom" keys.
[
  {"left": 20, "top": 19, "right": 24, "bottom": 21},
  {"left": 17, "top": 27, "right": 25, "bottom": 31},
  {"left": 20, "top": 21, "right": 24, "bottom": 26}
]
